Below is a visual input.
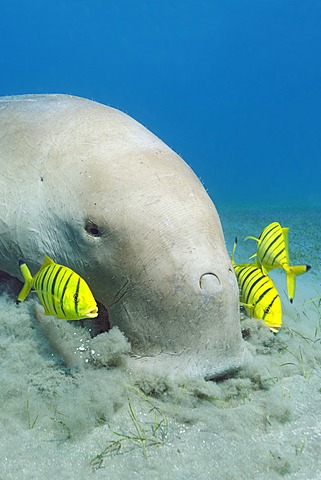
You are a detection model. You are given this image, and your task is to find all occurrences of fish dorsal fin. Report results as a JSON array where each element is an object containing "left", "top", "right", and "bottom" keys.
[
  {"left": 231, "top": 238, "right": 238, "bottom": 265},
  {"left": 282, "top": 228, "right": 290, "bottom": 263},
  {"left": 42, "top": 255, "right": 56, "bottom": 268}
]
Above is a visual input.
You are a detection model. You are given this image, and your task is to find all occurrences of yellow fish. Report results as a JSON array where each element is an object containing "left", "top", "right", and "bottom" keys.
[
  {"left": 17, "top": 255, "right": 98, "bottom": 320},
  {"left": 246, "top": 221, "right": 311, "bottom": 303},
  {"left": 232, "top": 238, "right": 282, "bottom": 333}
]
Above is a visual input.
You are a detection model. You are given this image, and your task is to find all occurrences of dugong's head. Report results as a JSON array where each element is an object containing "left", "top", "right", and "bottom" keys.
[{"left": 0, "top": 94, "right": 247, "bottom": 379}]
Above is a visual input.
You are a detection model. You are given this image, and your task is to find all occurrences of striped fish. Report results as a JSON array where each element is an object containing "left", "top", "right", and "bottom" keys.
[
  {"left": 232, "top": 238, "right": 282, "bottom": 333},
  {"left": 17, "top": 255, "right": 98, "bottom": 320},
  {"left": 246, "top": 221, "right": 311, "bottom": 303}
]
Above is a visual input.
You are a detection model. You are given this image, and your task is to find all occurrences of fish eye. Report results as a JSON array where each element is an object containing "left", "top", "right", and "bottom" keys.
[
  {"left": 85, "top": 222, "right": 101, "bottom": 238},
  {"left": 73, "top": 293, "right": 79, "bottom": 301},
  {"left": 264, "top": 306, "right": 270, "bottom": 314}
]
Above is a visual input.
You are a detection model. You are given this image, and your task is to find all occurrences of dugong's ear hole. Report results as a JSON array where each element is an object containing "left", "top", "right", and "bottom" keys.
[{"left": 85, "top": 222, "right": 101, "bottom": 238}]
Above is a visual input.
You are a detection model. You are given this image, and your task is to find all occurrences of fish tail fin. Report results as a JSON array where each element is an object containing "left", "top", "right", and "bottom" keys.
[
  {"left": 286, "top": 264, "right": 311, "bottom": 303},
  {"left": 231, "top": 238, "right": 238, "bottom": 265},
  {"left": 16, "top": 261, "right": 33, "bottom": 303}
]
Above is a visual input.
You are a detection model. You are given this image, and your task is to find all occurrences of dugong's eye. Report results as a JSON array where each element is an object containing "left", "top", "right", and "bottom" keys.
[{"left": 85, "top": 222, "right": 101, "bottom": 238}]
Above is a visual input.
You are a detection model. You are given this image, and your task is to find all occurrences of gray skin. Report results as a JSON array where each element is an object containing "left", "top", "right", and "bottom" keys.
[{"left": 0, "top": 94, "right": 247, "bottom": 379}]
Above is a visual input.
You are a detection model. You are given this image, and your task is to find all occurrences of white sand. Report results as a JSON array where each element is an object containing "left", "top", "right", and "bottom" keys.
[{"left": 1, "top": 205, "right": 320, "bottom": 480}]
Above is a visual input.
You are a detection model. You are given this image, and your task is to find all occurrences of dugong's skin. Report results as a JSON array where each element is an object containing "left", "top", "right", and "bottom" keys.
[{"left": 0, "top": 94, "right": 247, "bottom": 379}]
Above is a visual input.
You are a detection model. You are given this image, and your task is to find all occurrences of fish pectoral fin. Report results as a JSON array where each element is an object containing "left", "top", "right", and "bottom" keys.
[
  {"left": 245, "top": 235, "right": 259, "bottom": 243},
  {"left": 37, "top": 290, "right": 62, "bottom": 305},
  {"left": 261, "top": 264, "right": 269, "bottom": 276},
  {"left": 240, "top": 301, "right": 253, "bottom": 309}
]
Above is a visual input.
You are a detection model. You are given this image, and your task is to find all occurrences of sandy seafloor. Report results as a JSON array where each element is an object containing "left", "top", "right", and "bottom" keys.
[{"left": 1, "top": 205, "right": 321, "bottom": 480}]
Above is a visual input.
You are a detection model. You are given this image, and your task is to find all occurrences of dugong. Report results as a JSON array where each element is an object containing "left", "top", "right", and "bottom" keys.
[{"left": 0, "top": 94, "right": 246, "bottom": 379}]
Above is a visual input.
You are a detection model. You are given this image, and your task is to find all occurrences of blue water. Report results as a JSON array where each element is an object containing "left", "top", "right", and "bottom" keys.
[
  {"left": 1, "top": 6, "right": 321, "bottom": 476},
  {"left": 1, "top": 0, "right": 321, "bottom": 207}
]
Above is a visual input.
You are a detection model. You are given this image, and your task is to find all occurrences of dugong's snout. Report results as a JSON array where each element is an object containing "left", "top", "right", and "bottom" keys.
[
  {"left": 121, "top": 254, "right": 246, "bottom": 380},
  {"left": 177, "top": 264, "right": 245, "bottom": 380}
]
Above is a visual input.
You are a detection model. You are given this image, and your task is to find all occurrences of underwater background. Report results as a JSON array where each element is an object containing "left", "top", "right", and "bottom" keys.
[
  {"left": 1, "top": 0, "right": 321, "bottom": 208},
  {"left": 1, "top": 2, "right": 321, "bottom": 479}
]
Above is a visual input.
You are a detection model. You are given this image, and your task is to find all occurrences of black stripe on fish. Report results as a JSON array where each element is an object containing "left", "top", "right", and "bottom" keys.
[
  {"left": 60, "top": 272, "right": 73, "bottom": 318},
  {"left": 271, "top": 246, "right": 286, "bottom": 264},
  {"left": 264, "top": 236, "right": 285, "bottom": 265},
  {"left": 33, "top": 273, "right": 43, "bottom": 306},
  {"left": 39, "top": 266, "right": 52, "bottom": 314},
  {"left": 262, "top": 294, "right": 279, "bottom": 320},
  {"left": 74, "top": 277, "right": 81, "bottom": 316},
  {"left": 50, "top": 265, "right": 63, "bottom": 315},
  {"left": 44, "top": 265, "right": 57, "bottom": 314},
  {"left": 239, "top": 269, "right": 262, "bottom": 294},
  {"left": 40, "top": 266, "right": 51, "bottom": 293},
  {"left": 261, "top": 232, "right": 282, "bottom": 262},
  {"left": 255, "top": 286, "right": 273, "bottom": 306},
  {"left": 57, "top": 268, "right": 68, "bottom": 294},
  {"left": 237, "top": 266, "right": 259, "bottom": 287},
  {"left": 236, "top": 266, "right": 264, "bottom": 303},
  {"left": 259, "top": 223, "right": 279, "bottom": 246},
  {"left": 34, "top": 270, "right": 41, "bottom": 292},
  {"left": 244, "top": 275, "right": 270, "bottom": 303}
]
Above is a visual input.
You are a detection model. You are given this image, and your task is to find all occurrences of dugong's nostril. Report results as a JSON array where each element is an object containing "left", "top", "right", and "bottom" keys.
[{"left": 199, "top": 272, "right": 221, "bottom": 293}]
